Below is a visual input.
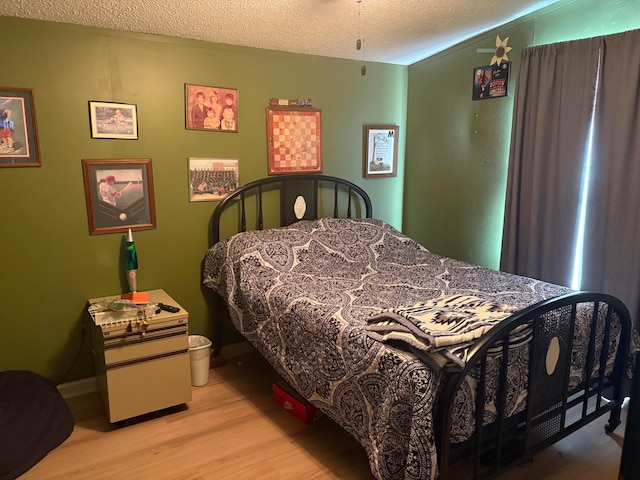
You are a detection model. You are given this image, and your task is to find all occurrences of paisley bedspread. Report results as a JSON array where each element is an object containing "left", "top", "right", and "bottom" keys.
[{"left": 202, "top": 218, "right": 577, "bottom": 480}]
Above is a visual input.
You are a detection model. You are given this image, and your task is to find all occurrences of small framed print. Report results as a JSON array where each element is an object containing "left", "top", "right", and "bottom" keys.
[
  {"left": 88, "top": 101, "right": 138, "bottom": 139},
  {"left": 266, "top": 106, "right": 322, "bottom": 175},
  {"left": 82, "top": 158, "right": 156, "bottom": 235},
  {"left": 185, "top": 84, "right": 238, "bottom": 132},
  {"left": 0, "top": 87, "right": 41, "bottom": 167},
  {"left": 472, "top": 62, "right": 510, "bottom": 100},
  {"left": 188, "top": 157, "right": 239, "bottom": 202},
  {"left": 364, "top": 125, "right": 398, "bottom": 178}
]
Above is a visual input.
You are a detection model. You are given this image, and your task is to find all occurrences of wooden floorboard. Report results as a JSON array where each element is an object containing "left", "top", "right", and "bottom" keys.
[{"left": 23, "top": 349, "right": 625, "bottom": 479}]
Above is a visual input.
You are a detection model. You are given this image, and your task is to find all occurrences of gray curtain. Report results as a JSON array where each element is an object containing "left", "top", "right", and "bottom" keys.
[
  {"left": 501, "top": 29, "right": 640, "bottom": 325},
  {"left": 580, "top": 30, "right": 640, "bottom": 322},
  {"left": 501, "top": 38, "right": 601, "bottom": 286}
]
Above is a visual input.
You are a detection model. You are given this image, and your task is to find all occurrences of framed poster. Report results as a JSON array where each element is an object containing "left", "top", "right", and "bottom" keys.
[
  {"left": 188, "top": 157, "right": 239, "bottom": 202},
  {"left": 185, "top": 84, "right": 238, "bottom": 132},
  {"left": 0, "top": 87, "right": 40, "bottom": 167},
  {"left": 82, "top": 158, "right": 156, "bottom": 235},
  {"left": 472, "top": 62, "right": 510, "bottom": 100},
  {"left": 266, "top": 106, "right": 322, "bottom": 175},
  {"left": 88, "top": 101, "right": 138, "bottom": 139},
  {"left": 364, "top": 125, "right": 398, "bottom": 178}
]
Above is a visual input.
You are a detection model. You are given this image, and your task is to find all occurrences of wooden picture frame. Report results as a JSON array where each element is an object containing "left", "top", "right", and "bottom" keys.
[
  {"left": 266, "top": 106, "right": 322, "bottom": 175},
  {"left": 82, "top": 158, "right": 156, "bottom": 235},
  {"left": 0, "top": 87, "right": 41, "bottom": 167},
  {"left": 88, "top": 101, "right": 138, "bottom": 139},
  {"left": 185, "top": 84, "right": 238, "bottom": 132},
  {"left": 188, "top": 157, "right": 239, "bottom": 202},
  {"left": 364, "top": 125, "right": 398, "bottom": 178}
]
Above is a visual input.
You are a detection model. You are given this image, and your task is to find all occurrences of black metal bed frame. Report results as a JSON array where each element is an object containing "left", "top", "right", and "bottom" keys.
[
  {"left": 209, "top": 174, "right": 372, "bottom": 245},
  {"left": 436, "top": 291, "right": 631, "bottom": 479},
  {"left": 207, "top": 174, "right": 632, "bottom": 480}
]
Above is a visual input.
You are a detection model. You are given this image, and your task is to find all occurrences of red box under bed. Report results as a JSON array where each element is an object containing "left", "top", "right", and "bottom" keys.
[{"left": 272, "top": 381, "right": 317, "bottom": 425}]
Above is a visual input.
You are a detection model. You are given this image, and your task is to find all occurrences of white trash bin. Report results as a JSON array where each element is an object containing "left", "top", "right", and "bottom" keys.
[{"left": 188, "top": 335, "right": 212, "bottom": 386}]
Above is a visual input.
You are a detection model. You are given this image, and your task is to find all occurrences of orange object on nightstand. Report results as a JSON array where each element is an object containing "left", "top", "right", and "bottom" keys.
[{"left": 120, "top": 291, "right": 150, "bottom": 303}]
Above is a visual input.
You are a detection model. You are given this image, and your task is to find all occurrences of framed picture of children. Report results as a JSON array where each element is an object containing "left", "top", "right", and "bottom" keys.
[
  {"left": 81, "top": 158, "right": 156, "bottom": 235},
  {"left": 88, "top": 101, "right": 138, "bottom": 139},
  {"left": 185, "top": 84, "right": 238, "bottom": 132},
  {"left": 0, "top": 87, "right": 41, "bottom": 168},
  {"left": 363, "top": 125, "right": 398, "bottom": 178}
]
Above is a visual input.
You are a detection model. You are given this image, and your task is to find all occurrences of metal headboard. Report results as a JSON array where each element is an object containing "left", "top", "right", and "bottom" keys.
[{"left": 210, "top": 174, "right": 373, "bottom": 245}]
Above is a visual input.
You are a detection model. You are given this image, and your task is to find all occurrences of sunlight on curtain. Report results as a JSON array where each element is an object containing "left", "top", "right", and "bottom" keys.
[{"left": 571, "top": 56, "right": 601, "bottom": 290}]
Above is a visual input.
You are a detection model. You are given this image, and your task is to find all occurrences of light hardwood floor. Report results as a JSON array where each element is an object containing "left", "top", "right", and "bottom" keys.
[{"left": 24, "top": 348, "right": 626, "bottom": 479}]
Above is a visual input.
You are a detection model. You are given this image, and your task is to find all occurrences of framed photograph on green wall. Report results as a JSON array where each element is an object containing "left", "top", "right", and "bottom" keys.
[
  {"left": 82, "top": 158, "right": 156, "bottom": 235},
  {"left": 88, "top": 101, "right": 138, "bottom": 139},
  {"left": 0, "top": 87, "right": 41, "bottom": 168},
  {"left": 472, "top": 62, "right": 510, "bottom": 100},
  {"left": 364, "top": 125, "right": 398, "bottom": 178},
  {"left": 188, "top": 157, "right": 239, "bottom": 202},
  {"left": 185, "top": 84, "right": 238, "bottom": 132}
]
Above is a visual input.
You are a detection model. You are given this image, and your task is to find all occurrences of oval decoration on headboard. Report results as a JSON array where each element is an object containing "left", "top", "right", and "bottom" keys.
[
  {"left": 546, "top": 336, "right": 561, "bottom": 376},
  {"left": 294, "top": 195, "right": 307, "bottom": 219}
]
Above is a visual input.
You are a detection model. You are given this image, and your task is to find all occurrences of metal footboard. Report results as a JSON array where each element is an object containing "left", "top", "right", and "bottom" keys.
[{"left": 436, "top": 292, "right": 631, "bottom": 479}]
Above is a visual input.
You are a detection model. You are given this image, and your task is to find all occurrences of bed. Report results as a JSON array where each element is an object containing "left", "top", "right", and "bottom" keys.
[{"left": 202, "top": 174, "right": 632, "bottom": 480}]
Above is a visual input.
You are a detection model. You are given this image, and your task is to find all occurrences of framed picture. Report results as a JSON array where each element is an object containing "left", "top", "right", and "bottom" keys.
[
  {"left": 82, "top": 158, "right": 156, "bottom": 235},
  {"left": 364, "top": 125, "right": 398, "bottom": 178},
  {"left": 266, "top": 106, "right": 322, "bottom": 175},
  {"left": 188, "top": 157, "right": 239, "bottom": 202},
  {"left": 88, "top": 101, "right": 138, "bottom": 139},
  {"left": 185, "top": 84, "right": 238, "bottom": 132},
  {"left": 472, "top": 62, "right": 510, "bottom": 100},
  {"left": 0, "top": 87, "right": 40, "bottom": 167}
]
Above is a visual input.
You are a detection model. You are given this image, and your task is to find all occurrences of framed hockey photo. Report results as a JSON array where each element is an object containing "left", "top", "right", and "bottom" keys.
[
  {"left": 185, "top": 84, "right": 238, "bottom": 132},
  {"left": 88, "top": 101, "right": 138, "bottom": 139},
  {"left": 0, "top": 87, "right": 41, "bottom": 167},
  {"left": 82, "top": 158, "right": 156, "bottom": 235},
  {"left": 364, "top": 125, "right": 398, "bottom": 178},
  {"left": 266, "top": 106, "right": 322, "bottom": 175}
]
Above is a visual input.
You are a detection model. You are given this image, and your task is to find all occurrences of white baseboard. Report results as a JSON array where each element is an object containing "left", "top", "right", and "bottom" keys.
[
  {"left": 56, "top": 341, "right": 254, "bottom": 399},
  {"left": 57, "top": 376, "right": 97, "bottom": 399}
]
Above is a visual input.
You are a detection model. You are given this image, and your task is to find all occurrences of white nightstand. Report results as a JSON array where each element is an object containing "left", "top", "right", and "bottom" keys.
[{"left": 88, "top": 289, "right": 192, "bottom": 422}]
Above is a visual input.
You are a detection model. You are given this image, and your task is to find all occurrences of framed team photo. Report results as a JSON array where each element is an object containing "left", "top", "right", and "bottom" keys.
[
  {"left": 0, "top": 87, "right": 41, "bottom": 167},
  {"left": 185, "top": 84, "right": 238, "bottom": 132},
  {"left": 188, "top": 157, "right": 239, "bottom": 202},
  {"left": 88, "top": 101, "right": 138, "bottom": 139},
  {"left": 82, "top": 158, "right": 156, "bottom": 235}
]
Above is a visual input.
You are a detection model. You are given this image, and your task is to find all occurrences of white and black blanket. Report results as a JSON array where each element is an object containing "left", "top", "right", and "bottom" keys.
[
  {"left": 366, "top": 295, "right": 518, "bottom": 366},
  {"left": 203, "top": 218, "right": 604, "bottom": 480}
]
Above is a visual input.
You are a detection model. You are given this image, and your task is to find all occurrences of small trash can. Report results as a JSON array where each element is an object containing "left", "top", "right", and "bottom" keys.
[{"left": 188, "top": 335, "right": 212, "bottom": 386}]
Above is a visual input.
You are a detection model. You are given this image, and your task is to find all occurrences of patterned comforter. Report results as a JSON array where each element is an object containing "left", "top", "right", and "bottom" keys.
[{"left": 202, "top": 218, "right": 576, "bottom": 480}]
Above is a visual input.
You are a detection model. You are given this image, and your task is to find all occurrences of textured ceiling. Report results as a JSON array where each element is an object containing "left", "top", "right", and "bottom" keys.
[{"left": 0, "top": 0, "right": 561, "bottom": 65}]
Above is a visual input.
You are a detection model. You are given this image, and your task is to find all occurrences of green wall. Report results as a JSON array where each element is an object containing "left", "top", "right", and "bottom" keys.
[
  {"left": 0, "top": 17, "right": 406, "bottom": 383},
  {"left": 404, "top": 0, "right": 640, "bottom": 269}
]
